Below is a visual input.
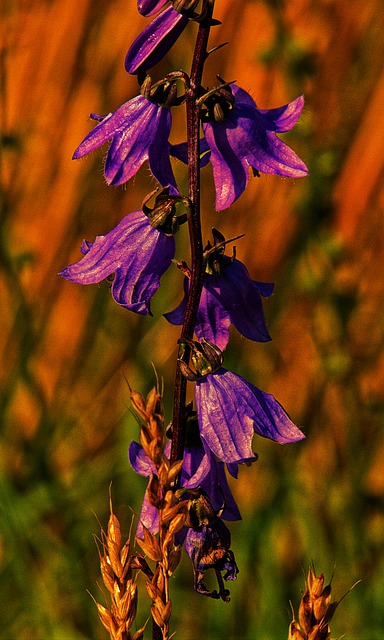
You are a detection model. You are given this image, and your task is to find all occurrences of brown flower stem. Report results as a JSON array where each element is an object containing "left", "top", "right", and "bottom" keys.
[{"left": 170, "top": 0, "right": 215, "bottom": 471}]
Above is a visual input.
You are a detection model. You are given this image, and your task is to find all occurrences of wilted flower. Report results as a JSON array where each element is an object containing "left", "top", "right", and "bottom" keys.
[
  {"left": 59, "top": 210, "right": 175, "bottom": 315},
  {"left": 129, "top": 440, "right": 241, "bottom": 537},
  {"left": 73, "top": 94, "right": 177, "bottom": 189},
  {"left": 164, "top": 256, "right": 274, "bottom": 350},
  {"left": 185, "top": 516, "right": 238, "bottom": 600},
  {"left": 126, "top": 5, "right": 189, "bottom": 74},
  {"left": 195, "top": 367, "right": 305, "bottom": 465},
  {"left": 171, "top": 83, "right": 308, "bottom": 210}
]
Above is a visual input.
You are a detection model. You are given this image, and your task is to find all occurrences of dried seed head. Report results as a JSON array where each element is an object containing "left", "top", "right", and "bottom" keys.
[
  {"left": 167, "top": 544, "right": 182, "bottom": 575},
  {"left": 93, "top": 503, "right": 141, "bottom": 640},
  {"left": 136, "top": 527, "right": 162, "bottom": 563},
  {"left": 288, "top": 620, "right": 306, "bottom": 640},
  {"left": 290, "top": 566, "right": 359, "bottom": 640},
  {"left": 147, "top": 474, "right": 161, "bottom": 507}
]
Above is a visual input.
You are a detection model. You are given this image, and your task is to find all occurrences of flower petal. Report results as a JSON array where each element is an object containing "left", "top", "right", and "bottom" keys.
[
  {"left": 59, "top": 210, "right": 175, "bottom": 315},
  {"left": 170, "top": 138, "right": 211, "bottom": 167},
  {"left": 214, "top": 260, "right": 273, "bottom": 343},
  {"left": 125, "top": 6, "right": 189, "bottom": 74},
  {"left": 129, "top": 441, "right": 157, "bottom": 476},
  {"left": 203, "top": 85, "right": 308, "bottom": 210},
  {"left": 196, "top": 370, "right": 257, "bottom": 464},
  {"left": 196, "top": 368, "right": 305, "bottom": 465},
  {"left": 136, "top": 490, "right": 159, "bottom": 538}
]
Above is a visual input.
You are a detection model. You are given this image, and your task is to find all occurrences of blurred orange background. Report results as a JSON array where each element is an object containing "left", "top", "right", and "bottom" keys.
[{"left": 1, "top": 1, "right": 384, "bottom": 638}]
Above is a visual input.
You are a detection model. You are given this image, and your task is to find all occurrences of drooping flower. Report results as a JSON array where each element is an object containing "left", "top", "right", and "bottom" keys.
[
  {"left": 59, "top": 210, "right": 175, "bottom": 315},
  {"left": 73, "top": 94, "right": 177, "bottom": 190},
  {"left": 164, "top": 256, "right": 274, "bottom": 351},
  {"left": 171, "top": 83, "right": 308, "bottom": 210},
  {"left": 176, "top": 340, "right": 305, "bottom": 466},
  {"left": 194, "top": 366, "right": 305, "bottom": 466},
  {"left": 126, "top": 5, "right": 189, "bottom": 74},
  {"left": 185, "top": 516, "right": 239, "bottom": 600},
  {"left": 129, "top": 440, "right": 241, "bottom": 537}
]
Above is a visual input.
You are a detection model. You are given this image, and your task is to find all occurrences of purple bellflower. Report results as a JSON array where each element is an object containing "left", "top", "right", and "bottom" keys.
[
  {"left": 126, "top": 5, "right": 189, "bottom": 74},
  {"left": 185, "top": 517, "right": 239, "bottom": 599},
  {"left": 73, "top": 94, "right": 177, "bottom": 190},
  {"left": 59, "top": 210, "right": 175, "bottom": 315},
  {"left": 129, "top": 440, "right": 241, "bottom": 538},
  {"left": 195, "top": 367, "right": 305, "bottom": 466},
  {"left": 171, "top": 83, "right": 308, "bottom": 210},
  {"left": 164, "top": 256, "right": 274, "bottom": 351}
]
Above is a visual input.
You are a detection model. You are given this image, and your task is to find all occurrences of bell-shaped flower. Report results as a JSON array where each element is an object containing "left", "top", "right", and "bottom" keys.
[
  {"left": 59, "top": 210, "right": 175, "bottom": 315},
  {"left": 171, "top": 84, "right": 308, "bottom": 210},
  {"left": 164, "top": 257, "right": 274, "bottom": 350},
  {"left": 195, "top": 367, "right": 305, "bottom": 466},
  {"left": 73, "top": 94, "right": 177, "bottom": 190},
  {"left": 185, "top": 517, "right": 239, "bottom": 600},
  {"left": 129, "top": 440, "right": 241, "bottom": 537},
  {"left": 125, "top": 5, "right": 189, "bottom": 74}
]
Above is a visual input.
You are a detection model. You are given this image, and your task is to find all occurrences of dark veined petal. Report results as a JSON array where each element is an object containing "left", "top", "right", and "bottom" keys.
[
  {"left": 59, "top": 210, "right": 175, "bottom": 315},
  {"left": 164, "top": 277, "right": 230, "bottom": 350},
  {"left": 202, "top": 117, "right": 248, "bottom": 211},
  {"left": 213, "top": 260, "right": 273, "bottom": 343},
  {"left": 170, "top": 137, "right": 211, "bottom": 167},
  {"left": 136, "top": 490, "right": 160, "bottom": 537},
  {"left": 103, "top": 100, "right": 175, "bottom": 187},
  {"left": 203, "top": 84, "right": 308, "bottom": 210},
  {"left": 73, "top": 96, "right": 154, "bottom": 159},
  {"left": 164, "top": 261, "right": 273, "bottom": 350},
  {"left": 73, "top": 95, "right": 177, "bottom": 190},
  {"left": 199, "top": 450, "right": 241, "bottom": 521},
  {"left": 129, "top": 441, "right": 157, "bottom": 476},
  {"left": 194, "top": 285, "right": 231, "bottom": 349},
  {"left": 128, "top": 441, "right": 240, "bottom": 539},
  {"left": 125, "top": 5, "right": 189, "bottom": 74},
  {"left": 138, "top": 0, "right": 167, "bottom": 16},
  {"left": 148, "top": 110, "right": 179, "bottom": 192},
  {"left": 232, "top": 85, "right": 305, "bottom": 133},
  {"left": 195, "top": 368, "right": 305, "bottom": 465}
]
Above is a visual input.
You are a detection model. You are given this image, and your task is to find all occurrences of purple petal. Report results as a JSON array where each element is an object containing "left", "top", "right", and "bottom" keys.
[
  {"left": 170, "top": 138, "right": 211, "bottom": 167},
  {"left": 196, "top": 368, "right": 304, "bottom": 465},
  {"left": 125, "top": 6, "right": 189, "bottom": 74},
  {"left": 194, "top": 285, "right": 230, "bottom": 350},
  {"left": 136, "top": 490, "right": 159, "bottom": 538},
  {"left": 148, "top": 112, "right": 179, "bottom": 191},
  {"left": 59, "top": 210, "right": 175, "bottom": 315},
  {"left": 138, "top": 0, "right": 167, "bottom": 16},
  {"left": 203, "top": 85, "right": 308, "bottom": 211},
  {"left": 232, "top": 85, "right": 305, "bottom": 132},
  {"left": 213, "top": 260, "right": 273, "bottom": 343},
  {"left": 199, "top": 451, "right": 241, "bottom": 521},
  {"left": 73, "top": 97, "right": 152, "bottom": 160},
  {"left": 202, "top": 118, "right": 248, "bottom": 211},
  {"left": 180, "top": 445, "right": 211, "bottom": 488},
  {"left": 129, "top": 441, "right": 157, "bottom": 476},
  {"left": 104, "top": 100, "right": 171, "bottom": 186},
  {"left": 73, "top": 96, "right": 177, "bottom": 190},
  {"left": 165, "top": 263, "right": 273, "bottom": 350},
  {"left": 258, "top": 95, "right": 305, "bottom": 132}
]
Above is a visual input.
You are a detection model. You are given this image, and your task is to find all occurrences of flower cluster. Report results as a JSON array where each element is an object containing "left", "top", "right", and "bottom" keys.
[{"left": 62, "top": 0, "right": 308, "bottom": 633}]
